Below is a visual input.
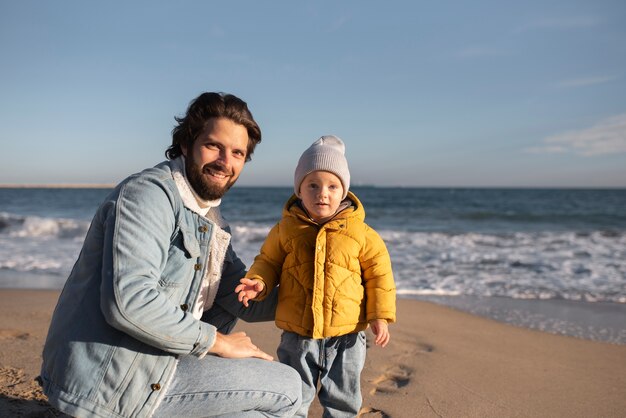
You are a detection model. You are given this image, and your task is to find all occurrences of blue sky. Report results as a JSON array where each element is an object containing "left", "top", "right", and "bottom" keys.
[{"left": 1, "top": 1, "right": 625, "bottom": 188}]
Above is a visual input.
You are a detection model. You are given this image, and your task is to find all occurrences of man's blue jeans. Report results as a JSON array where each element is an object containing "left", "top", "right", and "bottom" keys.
[
  {"left": 153, "top": 355, "right": 302, "bottom": 417},
  {"left": 153, "top": 289, "right": 302, "bottom": 417},
  {"left": 277, "top": 331, "right": 367, "bottom": 418}
]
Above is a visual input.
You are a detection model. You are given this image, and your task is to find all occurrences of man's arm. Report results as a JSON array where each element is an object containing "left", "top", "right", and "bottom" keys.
[
  {"left": 211, "top": 243, "right": 278, "bottom": 323},
  {"left": 99, "top": 177, "right": 216, "bottom": 356}
]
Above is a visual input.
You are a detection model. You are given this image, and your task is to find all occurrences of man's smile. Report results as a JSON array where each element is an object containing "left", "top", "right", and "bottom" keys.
[{"left": 203, "top": 165, "right": 233, "bottom": 180}]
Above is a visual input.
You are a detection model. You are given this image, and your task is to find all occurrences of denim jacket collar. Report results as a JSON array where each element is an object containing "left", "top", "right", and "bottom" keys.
[{"left": 169, "top": 157, "right": 231, "bottom": 317}]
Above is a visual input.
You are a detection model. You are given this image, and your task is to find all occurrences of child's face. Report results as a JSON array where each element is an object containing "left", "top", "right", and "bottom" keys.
[{"left": 299, "top": 171, "right": 344, "bottom": 223}]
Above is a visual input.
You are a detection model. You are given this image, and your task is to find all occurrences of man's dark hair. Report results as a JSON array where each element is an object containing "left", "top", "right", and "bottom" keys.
[{"left": 165, "top": 92, "right": 262, "bottom": 161}]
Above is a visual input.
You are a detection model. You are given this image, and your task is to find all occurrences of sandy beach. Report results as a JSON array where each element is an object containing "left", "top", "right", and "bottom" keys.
[{"left": 1, "top": 289, "right": 625, "bottom": 417}]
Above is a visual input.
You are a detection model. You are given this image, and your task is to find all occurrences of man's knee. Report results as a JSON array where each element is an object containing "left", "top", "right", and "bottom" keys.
[{"left": 273, "top": 362, "right": 303, "bottom": 416}]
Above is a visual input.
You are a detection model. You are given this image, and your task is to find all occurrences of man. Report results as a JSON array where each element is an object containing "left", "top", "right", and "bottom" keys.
[{"left": 40, "top": 92, "right": 302, "bottom": 418}]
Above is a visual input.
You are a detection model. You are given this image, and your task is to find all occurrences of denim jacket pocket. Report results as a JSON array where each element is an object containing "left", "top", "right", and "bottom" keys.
[
  {"left": 160, "top": 228, "right": 201, "bottom": 288},
  {"left": 181, "top": 229, "right": 201, "bottom": 258}
]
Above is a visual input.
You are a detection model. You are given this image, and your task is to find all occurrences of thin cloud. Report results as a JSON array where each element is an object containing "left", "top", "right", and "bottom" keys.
[
  {"left": 527, "top": 113, "right": 626, "bottom": 156},
  {"left": 328, "top": 16, "right": 350, "bottom": 32},
  {"left": 557, "top": 75, "right": 617, "bottom": 88},
  {"left": 516, "top": 16, "right": 601, "bottom": 32},
  {"left": 533, "top": 16, "right": 601, "bottom": 29},
  {"left": 209, "top": 25, "right": 225, "bottom": 38},
  {"left": 212, "top": 52, "right": 250, "bottom": 63},
  {"left": 456, "top": 46, "right": 505, "bottom": 58}
]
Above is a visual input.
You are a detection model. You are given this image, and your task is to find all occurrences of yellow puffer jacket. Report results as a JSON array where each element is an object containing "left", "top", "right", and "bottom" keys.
[{"left": 247, "top": 191, "right": 396, "bottom": 339}]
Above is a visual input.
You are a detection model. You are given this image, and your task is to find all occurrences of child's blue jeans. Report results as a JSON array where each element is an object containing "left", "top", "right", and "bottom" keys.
[{"left": 277, "top": 331, "right": 367, "bottom": 418}]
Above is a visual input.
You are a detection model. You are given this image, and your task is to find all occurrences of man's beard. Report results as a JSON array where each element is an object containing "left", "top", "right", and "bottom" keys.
[{"left": 185, "top": 157, "right": 237, "bottom": 201}]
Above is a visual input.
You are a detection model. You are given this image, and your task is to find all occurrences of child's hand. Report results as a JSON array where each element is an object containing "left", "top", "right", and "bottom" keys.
[
  {"left": 369, "top": 319, "right": 390, "bottom": 347},
  {"left": 235, "top": 278, "right": 265, "bottom": 307}
]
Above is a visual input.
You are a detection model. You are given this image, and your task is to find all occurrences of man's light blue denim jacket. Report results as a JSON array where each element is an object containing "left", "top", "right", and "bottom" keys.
[{"left": 40, "top": 160, "right": 270, "bottom": 418}]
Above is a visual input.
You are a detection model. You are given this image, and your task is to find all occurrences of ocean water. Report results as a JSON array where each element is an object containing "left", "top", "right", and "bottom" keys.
[{"left": 1, "top": 186, "right": 625, "bottom": 343}]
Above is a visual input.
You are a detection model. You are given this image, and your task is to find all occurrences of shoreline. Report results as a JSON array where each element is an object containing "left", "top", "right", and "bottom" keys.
[
  {"left": 1, "top": 289, "right": 625, "bottom": 417},
  {"left": 2, "top": 274, "right": 625, "bottom": 345},
  {"left": 411, "top": 294, "right": 626, "bottom": 345}
]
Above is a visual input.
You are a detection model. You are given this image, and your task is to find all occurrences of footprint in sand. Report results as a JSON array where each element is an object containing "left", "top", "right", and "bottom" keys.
[
  {"left": 358, "top": 406, "right": 391, "bottom": 417},
  {"left": 0, "top": 329, "right": 30, "bottom": 340},
  {"left": 390, "top": 336, "right": 435, "bottom": 357},
  {"left": 369, "top": 364, "right": 412, "bottom": 395},
  {"left": 418, "top": 342, "right": 434, "bottom": 353}
]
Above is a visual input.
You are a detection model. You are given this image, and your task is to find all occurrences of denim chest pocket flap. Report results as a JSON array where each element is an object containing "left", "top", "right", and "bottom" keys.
[{"left": 181, "top": 229, "right": 201, "bottom": 258}]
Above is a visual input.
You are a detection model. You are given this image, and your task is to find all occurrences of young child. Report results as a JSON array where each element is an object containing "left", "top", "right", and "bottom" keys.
[{"left": 236, "top": 135, "right": 396, "bottom": 417}]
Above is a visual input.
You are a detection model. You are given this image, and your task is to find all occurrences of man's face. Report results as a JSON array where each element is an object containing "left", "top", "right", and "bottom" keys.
[{"left": 182, "top": 117, "right": 249, "bottom": 201}]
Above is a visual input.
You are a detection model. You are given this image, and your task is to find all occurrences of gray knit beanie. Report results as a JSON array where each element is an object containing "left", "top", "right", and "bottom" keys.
[{"left": 294, "top": 135, "right": 350, "bottom": 199}]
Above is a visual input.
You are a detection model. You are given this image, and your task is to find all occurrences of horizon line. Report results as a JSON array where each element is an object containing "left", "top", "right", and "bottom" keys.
[{"left": 1, "top": 183, "right": 625, "bottom": 190}]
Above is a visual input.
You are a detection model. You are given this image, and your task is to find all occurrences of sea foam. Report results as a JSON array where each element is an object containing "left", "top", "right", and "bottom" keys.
[{"left": 2, "top": 213, "right": 625, "bottom": 304}]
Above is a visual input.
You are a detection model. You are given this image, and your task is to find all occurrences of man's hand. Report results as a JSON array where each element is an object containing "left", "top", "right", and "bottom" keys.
[
  {"left": 235, "top": 278, "right": 265, "bottom": 307},
  {"left": 209, "top": 331, "right": 273, "bottom": 361}
]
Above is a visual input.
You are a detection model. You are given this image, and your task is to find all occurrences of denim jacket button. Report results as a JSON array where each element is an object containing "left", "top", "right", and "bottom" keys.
[
  {"left": 194, "top": 264, "right": 202, "bottom": 271},
  {"left": 198, "top": 225, "right": 208, "bottom": 233},
  {"left": 180, "top": 304, "right": 189, "bottom": 311},
  {"left": 151, "top": 383, "right": 161, "bottom": 391}
]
